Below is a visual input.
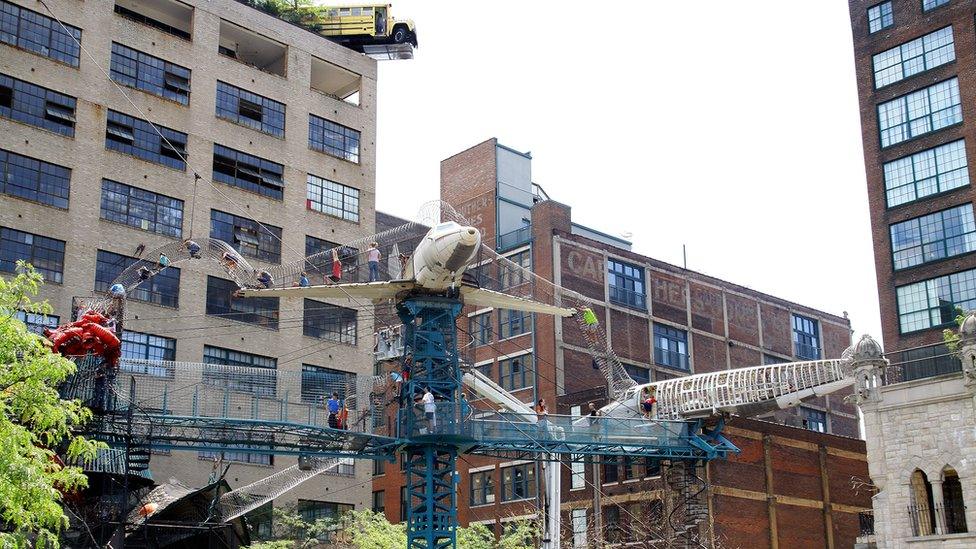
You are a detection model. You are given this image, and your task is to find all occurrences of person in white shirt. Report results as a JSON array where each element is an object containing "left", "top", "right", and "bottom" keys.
[
  {"left": 422, "top": 387, "right": 436, "bottom": 431},
  {"left": 367, "top": 242, "right": 381, "bottom": 282}
]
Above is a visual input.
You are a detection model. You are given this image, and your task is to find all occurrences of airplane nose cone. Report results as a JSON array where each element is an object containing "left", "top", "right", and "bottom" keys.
[{"left": 459, "top": 226, "right": 480, "bottom": 246}]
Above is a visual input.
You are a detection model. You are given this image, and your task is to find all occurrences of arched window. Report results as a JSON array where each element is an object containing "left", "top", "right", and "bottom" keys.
[
  {"left": 910, "top": 469, "right": 936, "bottom": 536},
  {"left": 942, "top": 467, "right": 968, "bottom": 534}
]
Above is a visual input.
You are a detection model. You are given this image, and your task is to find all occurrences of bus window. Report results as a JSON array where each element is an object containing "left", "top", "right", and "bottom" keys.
[
  {"left": 328, "top": 9, "right": 338, "bottom": 17},
  {"left": 362, "top": 7, "right": 373, "bottom": 14},
  {"left": 351, "top": 7, "right": 361, "bottom": 16},
  {"left": 339, "top": 8, "right": 351, "bottom": 16}
]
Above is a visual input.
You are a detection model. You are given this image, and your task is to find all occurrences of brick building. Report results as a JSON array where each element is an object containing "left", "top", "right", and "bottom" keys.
[
  {"left": 372, "top": 138, "right": 870, "bottom": 547},
  {"left": 0, "top": 0, "right": 377, "bottom": 529},
  {"left": 848, "top": 0, "right": 974, "bottom": 378}
]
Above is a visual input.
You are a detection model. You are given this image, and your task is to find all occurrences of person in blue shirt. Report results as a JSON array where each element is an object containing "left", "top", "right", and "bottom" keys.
[
  {"left": 327, "top": 392, "right": 341, "bottom": 428},
  {"left": 299, "top": 272, "right": 310, "bottom": 287}
]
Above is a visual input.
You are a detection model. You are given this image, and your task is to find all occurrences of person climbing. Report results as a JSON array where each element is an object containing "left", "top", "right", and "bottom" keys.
[
  {"left": 110, "top": 283, "right": 126, "bottom": 298},
  {"left": 299, "top": 271, "right": 310, "bottom": 287},
  {"left": 398, "top": 252, "right": 409, "bottom": 278},
  {"left": 460, "top": 392, "right": 471, "bottom": 422},
  {"left": 367, "top": 241, "right": 381, "bottom": 282},
  {"left": 535, "top": 398, "right": 549, "bottom": 432},
  {"left": 581, "top": 307, "right": 599, "bottom": 328},
  {"left": 587, "top": 401, "right": 600, "bottom": 429},
  {"left": 338, "top": 402, "right": 349, "bottom": 430},
  {"left": 327, "top": 392, "right": 341, "bottom": 428},
  {"left": 641, "top": 387, "right": 657, "bottom": 419},
  {"left": 330, "top": 248, "right": 342, "bottom": 283},
  {"left": 257, "top": 270, "right": 273, "bottom": 289},
  {"left": 183, "top": 239, "right": 202, "bottom": 259},
  {"left": 138, "top": 266, "right": 151, "bottom": 281},
  {"left": 157, "top": 252, "right": 170, "bottom": 270},
  {"left": 402, "top": 352, "right": 413, "bottom": 382},
  {"left": 422, "top": 387, "right": 436, "bottom": 432}
]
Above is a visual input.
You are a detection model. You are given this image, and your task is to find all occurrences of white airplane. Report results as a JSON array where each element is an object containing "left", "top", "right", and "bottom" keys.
[{"left": 240, "top": 221, "right": 575, "bottom": 317}]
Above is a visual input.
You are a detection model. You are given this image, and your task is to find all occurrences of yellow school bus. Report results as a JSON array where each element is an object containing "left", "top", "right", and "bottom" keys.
[{"left": 316, "top": 4, "right": 417, "bottom": 47}]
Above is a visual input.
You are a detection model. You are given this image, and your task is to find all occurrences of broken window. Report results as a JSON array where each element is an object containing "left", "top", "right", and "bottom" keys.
[
  {"left": 104, "top": 110, "right": 187, "bottom": 170},
  {"left": 218, "top": 19, "right": 286, "bottom": 77},
  {"left": 110, "top": 42, "right": 191, "bottom": 104},
  {"left": 310, "top": 56, "right": 361, "bottom": 106},
  {"left": 309, "top": 114, "right": 360, "bottom": 163},
  {"left": 114, "top": 0, "right": 192, "bottom": 41},
  {"left": 0, "top": 73, "right": 76, "bottom": 136},
  {"left": 212, "top": 144, "right": 284, "bottom": 199},
  {"left": 0, "top": 0, "right": 82, "bottom": 65},
  {"left": 209, "top": 209, "right": 282, "bottom": 263},
  {"left": 215, "top": 81, "right": 285, "bottom": 137}
]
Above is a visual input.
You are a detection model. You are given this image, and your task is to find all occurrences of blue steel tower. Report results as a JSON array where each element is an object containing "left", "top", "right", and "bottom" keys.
[{"left": 397, "top": 296, "right": 464, "bottom": 549}]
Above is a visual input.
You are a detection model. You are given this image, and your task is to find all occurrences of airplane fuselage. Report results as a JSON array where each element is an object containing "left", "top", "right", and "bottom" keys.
[{"left": 409, "top": 222, "right": 481, "bottom": 290}]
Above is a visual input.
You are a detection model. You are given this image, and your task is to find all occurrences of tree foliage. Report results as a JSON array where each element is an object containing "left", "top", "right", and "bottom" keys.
[
  {"left": 0, "top": 261, "right": 103, "bottom": 548},
  {"left": 245, "top": 508, "right": 539, "bottom": 549}
]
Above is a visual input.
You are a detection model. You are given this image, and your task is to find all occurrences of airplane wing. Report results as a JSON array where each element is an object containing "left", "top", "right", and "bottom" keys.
[
  {"left": 239, "top": 281, "right": 415, "bottom": 300},
  {"left": 460, "top": 286, "right": 575, "bottom": 317}
]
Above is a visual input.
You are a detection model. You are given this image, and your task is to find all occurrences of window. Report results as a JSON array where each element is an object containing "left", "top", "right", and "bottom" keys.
[
  {"left": 624, "top": 363, "right": 650, "bottom": 385},
  {"left": 868, "top": 2, "right": 893, "bottom": 33},
  {"left": 95, "top": 250, "right": 180, "bottom": 307},
  {"left": 218, "top": 19, "right": 287, "bottom": 77},
  {"left": 105, "top": 110, "right": 187, "bottom": 170},
  {"left": 471, "top": 470, "right": 495, "bottom": 506},
  {"left": 602, "top": 458, "right": 619, "bottom": 484},
  {"left": 801, "top": 407, "right": 827, "bottom": 433},
  {"left": 654, "top": 324, "right": 688, "bottom": 370},
  {"left": 500, "top": 464, "right": 535, "bottom": 501},
  {"left": 897, "top": 268, "right": 976, "bottom": 332},
  {"left": 215, "top": 81, "right": 285, "bottom": 137},
  {"left": 470, "top": 311, "right": 491, "bottom": 346},
  {"left": 498, "top": 308, "right": 531, "bottom": 339},
  {"left": 878, "top": 78, "right": 961, "bottom": 148},
  {"left": 202, "top": 345, "right": 276, "bottom": 396},
  {"left": 909, "top": 469, "right": 936, "bottom": 536},
  {"left": 942, "top": 467, "right": 968, "bottom": 534},
  {"left": 198, "top": 433, "right": 272, "bottom": 465},
  {"left": 301, "top": 364, "right": 355, "bottom": 404},
  {"left": 110, "top": 42, "right": 190, "bottom": 104},
  {"left": 373, "top": 458, "right": 385, "bottom": 476},
  {"left": 0, "top": 73, "right": 75, "bottom": 136},
  {"left": 608, "top": 258, "right": 646, "bottom": 310},
  {"left": 100, "top": 179, "right": 183, "bottom": 238},
  {"left": 307, "top": 174, "right": 360, "bottom": 223},
  {"left": 304, "top": 299, "right": 357, "bottom": 344},
  {"left": 246, "top": 501, "right": 273, "bottom": 539},
  {"left": 644, "top": 457, "right": 662, "bottom": 477},
  {"left": 0, "top": 0, "right": 81, "bottom": 65},
  {"left": 121, "top": 331, "right": 176, "bottom": 378},
  {"left": 212, "top": 144, "right": 284, "bottom": 199},
  {"left": 923, "top": 0, "right": 949, "bottom": 10},
  {"left": 400, "top": 486, "right": 408, "bottom": 521},
  {"left": 500, "top": 250, "right": 530, "bottom": 289},
  {"left": 305, "top": 234, "right": 346, "bottom": 277},
  {"left": 14, "top": 310, "right": 58, "bottom": 335},
  {"left": 298, "top": 500, "right": 353, "bottom": 523},
  {"left": 499, "top": 354, "right": 532, "bottom": 391},
  {"left": 873, "top": 27, "right": 954, "bottom": 89},
  {"left": 210, "top": 209, "right": 282, "bottom": 263},
  {"left": 884, "top": 140, "right": 969, "bottom": 207},
  {"left": 0, "top": 148, "right": 71, "bottom": 209},
  {"left": 0, "top": 227, "right": 64, "bottom": 283},
  {"left": 206, "top": 276, "right": 279, "bottom": 329},
  {"left": 571, "top": 509, "right": 587, "bottom": 549},
  {"left": 792, "top": 314, "right": 821, "bottom": 360},
  {"left": 309, "top": 114, "right": 360, "bottom": 163},
  {"left": 621, "top": 455, "right": 642, "bottom": 481},
  {"left": 372, "top": 491, "right": 385, "bottom": 514},
  {"left": 891, "top": 204, "right": 976, "bottom": 270},
  {"left": 113, "top": 0, "right": 192, "bottom": 41}
]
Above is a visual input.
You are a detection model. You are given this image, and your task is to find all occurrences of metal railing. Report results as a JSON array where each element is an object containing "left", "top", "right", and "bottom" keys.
[
  {"left": 496, "top": 225, "right": 532, "bottom": 251},
  {"left": 654, "top": 348, "right": 689, "bottom": 371},
  {"left": 908, "top": 502, "right": 969, "bottom": 536},
  {"left": 609, "top": 286, "right": 646, "bottom": 310},
  {"left": 884, "top": 343, "right": 962, "bottom": 386},
  {"left": 859, "top": 511, "right": 874, "bottom": 536},
  {"left": 794, "top": 342, "right": 821, "bottom": 361}
]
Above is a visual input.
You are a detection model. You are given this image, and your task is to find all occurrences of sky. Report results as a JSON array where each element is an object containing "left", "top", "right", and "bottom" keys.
[{"left": 371, "top": 1, "right": 882, "bottom": 342}]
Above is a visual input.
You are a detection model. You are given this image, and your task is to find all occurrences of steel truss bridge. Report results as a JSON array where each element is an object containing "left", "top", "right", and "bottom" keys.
[{"left": 65, "top": 296, "right": 738, "bottom": 549}]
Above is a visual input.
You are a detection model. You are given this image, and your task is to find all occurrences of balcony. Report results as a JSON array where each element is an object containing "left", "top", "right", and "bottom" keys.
[
  {"left": 909, "top": 502, "right": 969, "bottom": 537},
  {"left": 884, "top": 342, "right": 962, "bottom": 386},
  {"left": 654, "top": 348, "right": 689, "bottom": 371},
  {"left": 609, "top": 286, "right": 646, "bottom": 311},
  {"left": 794, "top": 342, "right": 821, "bottom": 361},
  {"left": 496, "top": 225, "right": 532, "bottom": 252}
]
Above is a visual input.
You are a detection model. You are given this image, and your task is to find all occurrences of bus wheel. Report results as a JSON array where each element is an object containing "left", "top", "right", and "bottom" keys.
[{"left": 393, "top": 26, "right": 408, "bottom": 43}]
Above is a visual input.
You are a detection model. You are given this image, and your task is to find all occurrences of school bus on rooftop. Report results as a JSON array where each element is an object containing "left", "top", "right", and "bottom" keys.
[{"left": 315, "top": 4, "right": 417, "bottom": 48}]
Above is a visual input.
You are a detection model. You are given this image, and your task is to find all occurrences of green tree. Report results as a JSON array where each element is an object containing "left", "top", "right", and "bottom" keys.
[
  {"left": 456, "top": 522, "right": 495, "bottom": 549},
  {"left": 0, "top": 261, "right": 103, "bottom": 548}
]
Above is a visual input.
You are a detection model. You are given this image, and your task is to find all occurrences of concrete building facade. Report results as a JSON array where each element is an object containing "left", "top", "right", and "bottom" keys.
[
  {"left": 372, "top": 138, "right": 871, "bottom": 548},
  {"left": 0, "top": 0, "right": 377, "bottom": 530}
]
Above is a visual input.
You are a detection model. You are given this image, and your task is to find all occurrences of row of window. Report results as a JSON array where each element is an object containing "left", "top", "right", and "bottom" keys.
[
  {"left": 470, "top": 464, "right": 536, "bottom": 506},
  {"left": 868, "top": 1, "right": 950, "bottom": 35}
]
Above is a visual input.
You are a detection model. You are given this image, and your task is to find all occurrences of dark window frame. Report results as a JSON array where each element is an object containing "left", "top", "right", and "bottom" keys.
[
  {"left": 0, "top": 148, "right": 70, "bottom": 209},
  {"left": 608, "top": 258, "right": 646, "bottom": 310},
  {"left": 499, "top": 354, "right": 532, "bottom": 391},
  {"left": 100, "top": 179, "right": 183, "bottom": 238},
  {"left": 303, "top": 298, "right": 357, "bottom": 344},
  {"left": 891, "top": 204, "right": 976, "bottom": 270},
  {"left": 306, "top": 173, "right": 360, "bottom": 223},
  {"left": 500, "top": 464, "right": 536, "bottom": 502},
  {"left": 0, "top": 73, "right": 76, "bottom": 137},
  {"left": 202, "top": 344, "right": 276, "bottom": 397},
  {"left": 470, "top": 311, "right": 492, "bottom": 346},
  {"left": 95, "top": 249, "right": 180, "bottom": 307},
  {"left": 884, "top": 139, "right": 969, "bottom": 208},
  {"left": 105, "top": 109, "right": 187, "bottom": 170},
  {"left": 308, "top": 114, "right": 360, "bottom": 163},
  {"left": 470, "top": 470, "right": 495, "bottom": 506},
  {"left": 653, "top": 324, "right": 689, "bottom": 370},
  {"left": 212, "top": 144, "right": 284, "bottom": 199},
  {"left": 215, "top": 81, "right": 285, "bottom": 137},
  {"left": 0, "top": 227, "right": 65, "bottom": 283},
  {"left": 209, "top": 209, "right": 282, "bottom": 263},
  {"left": 300, "top": 363, "right": 355, "bottom": 404},
  {"left": 896, "top": 268, "right": 976, "bottom": 333},
  {"left": 877, "top": 78, "right": 962, "bottom": 149},
  {"left": 792, "top": 314, "right": 821, "bottom": 360},
  {"left": 498, "top": 308, "right": 531, "bottom": 339},
  {"left": 110, "top": 42, "right": 190, "bottom": 104},
  {"left": 0, "top": 0, "right": 82, "bottom": 66},
  {"left": 206, "top": 276, "right": 279, "bottom": 329},
  {"left": 868, "top": 2, "right": 893, "bottom": 33}
]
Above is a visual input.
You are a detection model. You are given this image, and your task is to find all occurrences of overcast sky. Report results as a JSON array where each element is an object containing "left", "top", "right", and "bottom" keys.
[{"left": 371, "top": 1, "right": 881, "bottom": 342}]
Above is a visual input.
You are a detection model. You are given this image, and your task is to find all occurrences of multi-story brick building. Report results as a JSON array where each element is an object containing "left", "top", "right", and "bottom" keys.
[
  {"left": 372, "top": 138, "right": 871, "bottom": 548},
  {"left": 0, "top": 0, "right": 377, "bottom": 529},
  {"left": 848, "top": 0, "right": 973, "bottom": 379},
  {"left": 849, "top": 3, "right": 976, "bottom": 546}
]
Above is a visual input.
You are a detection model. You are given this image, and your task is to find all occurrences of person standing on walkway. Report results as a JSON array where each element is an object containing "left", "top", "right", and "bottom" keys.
[
  {"left": 367, "top": 242, "right": 381, "bottom": 282},
  {"left": 422, "top": 387, "right": 436, "bottom": 432},
  {"left": 327, "top": 392, "right": 341, "bottom": 428}
]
